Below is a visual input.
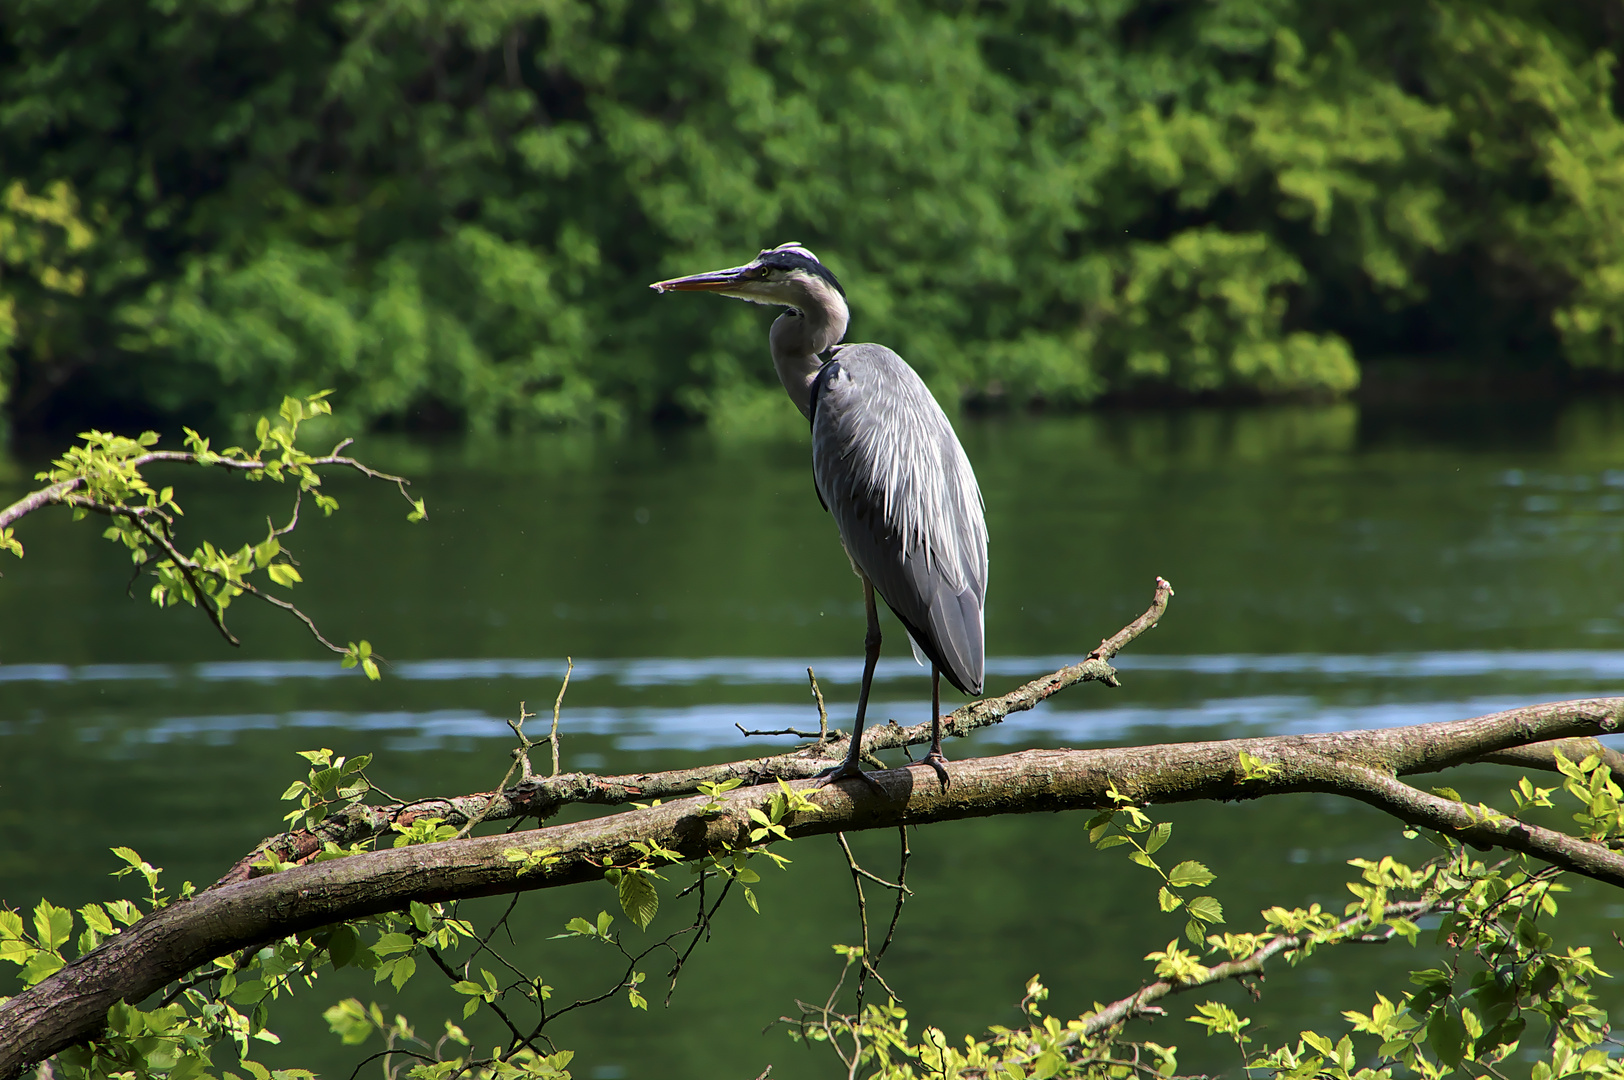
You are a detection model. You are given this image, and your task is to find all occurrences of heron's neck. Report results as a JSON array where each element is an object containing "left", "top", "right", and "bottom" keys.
[{"left": 770, "top": 294, "right": 848, "bottom": 419}]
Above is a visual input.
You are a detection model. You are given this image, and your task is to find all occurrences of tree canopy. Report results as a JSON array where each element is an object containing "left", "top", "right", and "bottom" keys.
[{"left": 3, "top": 0, "right": 1624, "bottom": 438}]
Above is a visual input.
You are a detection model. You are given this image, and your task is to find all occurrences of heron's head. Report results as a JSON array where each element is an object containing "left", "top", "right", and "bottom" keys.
[{"left": 650, "top": 242, "right": 846, "bottom": 318}]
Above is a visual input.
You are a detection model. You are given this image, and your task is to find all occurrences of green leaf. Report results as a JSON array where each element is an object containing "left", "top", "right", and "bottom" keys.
[
  {"left": 253, "top": 537, "right": 281, "bottom": 568},
  {"left": 33, "top": 901, "right": 72, "bottom": 950},
  {"left": 0, "top": 910, "right": 23, "bottom": 939},
  {"left": 1158, "top": 886, "right": 1181, "bottom": 912},
  {"left": 231, "top": 979, "right": 268, "bottom": 1004},
  {"left": 618, "top": 872, "right": 659, "bottom": 930},
  {"left": 106, "top": 899, "right": 141, "bottom": 926},
  {"left": 326, "top": 925, "right": 359, "bottom": 967},
  {"left": 78, "top": 904, "right": 114, "bottom": 937},
  {"left": 372, "top": 932, "right": 414, "bottom": 956},
  {"left": 389, "top": 954, "right": 416, "bottom": 991},
  {"left": 266, "top": 562, "right": 302, "bottom": 587},
  {"left": 323, "top": 999, "right": 374, "bottom": 1045},
  {"left": 1410, "top": 968, "right": 1453, "bottom": 989},
  {"left": 1428, "top": 1006, "right": 1466, "bottom": 1067},
  {"left": 1145, "top": 822, "right": 1173, "bottom": 854},
  {"left": 1168, "top": 861, "right": 1216, "bottom": 888},
  {"left": 1186, "top": 896, "right": 1224, "bottom": 924},
  {"left": 20, "top": 950, "right": 64, "bottom": 986}
]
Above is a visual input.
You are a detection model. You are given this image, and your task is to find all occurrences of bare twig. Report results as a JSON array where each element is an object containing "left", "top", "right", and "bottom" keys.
[
  {"left": 738, "top": 671, "right": 835, "bottom": 740},
  {"left": 456, "top": 703, "right": 540, "bottom": 841},
  {"left": 550, "top": 659, "right": 572, "bottom": 778},
  {"left": 811, "top": 668, "right": 829, "bottom": 743},
  {"left": 737, "top": 724, "right": 829, "bottom": 739}
]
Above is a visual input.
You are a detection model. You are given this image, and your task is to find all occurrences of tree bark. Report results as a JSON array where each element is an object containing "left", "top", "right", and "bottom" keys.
[{"left": 2, "top": 692, "right": 1622, "bottom": 1079}]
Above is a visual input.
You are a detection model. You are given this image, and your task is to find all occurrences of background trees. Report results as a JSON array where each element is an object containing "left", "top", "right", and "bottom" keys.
[{"left": 3, "top": 0, "right": 1624, "bottom": 438}]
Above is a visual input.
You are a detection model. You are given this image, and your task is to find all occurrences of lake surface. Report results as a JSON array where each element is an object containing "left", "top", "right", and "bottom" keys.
[{"left": 5, "top": 397, "right": 1624, "bottom": 1078}]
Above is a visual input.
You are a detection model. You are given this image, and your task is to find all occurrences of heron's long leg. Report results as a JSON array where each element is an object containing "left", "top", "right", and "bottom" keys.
[
  {"left": 913, "top": 665, "right": 950, "bottom": 789},
  {"left": 818, "top": 579, "right": 886, "bottom": 793}
]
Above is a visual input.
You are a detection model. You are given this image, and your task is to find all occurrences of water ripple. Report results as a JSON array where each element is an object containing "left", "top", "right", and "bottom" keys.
[{"left": 9, "top": 650, "right": 1624, "bottom": 686}]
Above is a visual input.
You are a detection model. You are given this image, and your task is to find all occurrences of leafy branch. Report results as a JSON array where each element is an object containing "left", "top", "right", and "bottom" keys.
[{"left": 0, "top": 391, "right": 424, "bottom": 676}]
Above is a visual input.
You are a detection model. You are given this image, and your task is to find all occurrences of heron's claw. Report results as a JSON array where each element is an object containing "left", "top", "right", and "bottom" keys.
[
  {"left": 816, "top": 762, "right": 889, "bottom": 796},
  {"left": 911, "top": 748, "right": 950, "bottom": 790}
]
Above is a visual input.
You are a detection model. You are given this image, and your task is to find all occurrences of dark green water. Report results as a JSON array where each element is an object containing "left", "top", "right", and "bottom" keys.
[{"left": 5, "top": 398, "right": 1624, "bottom": 1078}]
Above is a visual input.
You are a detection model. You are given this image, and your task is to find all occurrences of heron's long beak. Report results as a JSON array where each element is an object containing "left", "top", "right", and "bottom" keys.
[{"left": 648, "top": 264, "right": 749, "bottom": 293}]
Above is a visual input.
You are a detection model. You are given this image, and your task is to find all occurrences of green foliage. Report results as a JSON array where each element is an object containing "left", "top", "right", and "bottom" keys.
[
  {"left": 8, "top": 392, "right": 421, "bottom": 674},
  {"left": 7, "top": 2, "right": 1624, "bottom": 434},
  {"left": 279, "top": 748, "right": 373, "bottom": 832},
  {"left": 319, "top": 1001, "right": 574, "bottom": 1080},
  {"left": 1089, "top": 789, "right": 1225, "bottom": 945},
  {"left": 0, "top": 179, "right": 94, "bottom": 438}
]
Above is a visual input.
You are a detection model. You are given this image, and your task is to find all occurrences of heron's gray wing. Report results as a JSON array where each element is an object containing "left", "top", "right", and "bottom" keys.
[{"left": 810, "top": 344, "right": 988, "bottom": 695}]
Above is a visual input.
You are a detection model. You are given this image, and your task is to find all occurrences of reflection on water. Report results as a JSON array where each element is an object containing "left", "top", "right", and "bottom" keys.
[
  {"left": 10, "top": 651, "right": 1624, "bottom": 753},
  {"left": 5, "top": 398, "right": 1624, "bottom": 1078}
]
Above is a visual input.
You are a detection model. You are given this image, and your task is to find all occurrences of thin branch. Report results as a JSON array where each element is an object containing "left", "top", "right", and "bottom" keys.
[
  {"left": 811, "top": 668, "right": 829, "bottom": 744},
  {"left": 0, "top": 480, "right": 78, "bottom": 531},
  {"left": 269, "top": 488, "right": 304, "bottom": 540},
  {"left": 550, "top": 660, "right": 571, "bottom": 778},
  {"left": 423, "top": 946, "right": 532, "bottom": 1052},
  {"left": 111, "top": 506, "right": 240, "bottom": 646},
  {"left": 0, "top": 449, "right": 415, "bottom": 533},
  {"left": 234, "top": 579, "right": 348, "bottom": 654},
  {"left": 456, "top": 703, "right": 540, "bottom": 841},
  {"left": 1069, "top": 898, "right": 1447, "bottom": 1043},
  {"left": 216, "top": 578, "right": 1180, "bottom": 882},
  {"left": 737, "top": 724, "right": 828, "bottom": 739}
]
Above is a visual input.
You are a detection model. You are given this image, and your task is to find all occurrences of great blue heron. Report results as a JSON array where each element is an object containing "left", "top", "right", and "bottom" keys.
[{"left": 651, "top": 242, "right": 987, "bottom": 786}]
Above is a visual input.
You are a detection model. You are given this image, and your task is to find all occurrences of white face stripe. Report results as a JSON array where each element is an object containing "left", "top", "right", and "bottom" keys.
[{"left": 760, "top": 241, "right": 822, "bottom": 264}]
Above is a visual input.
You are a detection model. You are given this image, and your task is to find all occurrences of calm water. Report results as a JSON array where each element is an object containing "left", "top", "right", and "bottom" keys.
[{"left": 5, "top": 399, "right": 1624, "bottom": 1078}]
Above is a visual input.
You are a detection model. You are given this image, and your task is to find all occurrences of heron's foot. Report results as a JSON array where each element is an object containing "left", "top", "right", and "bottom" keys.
[
  {"left": 815, "top": 761, "right": 889, "bottom": 796},
  {"left": 911, "top": 747, "right": 950, "bottom": 790}
]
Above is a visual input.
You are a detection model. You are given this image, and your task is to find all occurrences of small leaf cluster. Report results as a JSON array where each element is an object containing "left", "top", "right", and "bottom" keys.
[
  {"left": 791, "top": 967, "right": 1181, "bottom": 1080},
  {"left": 1215, "top": 836, "right": 1617, "bottom": 1080},
  {"left": 695, "top": 776, "right": 743, "bottom": 814},
  {"left": 1548, "top": 748, "right": 1624, "bottom": 841},
  {"left": 1237, "top": 749, "right": 1283, "bottom": 781},
  {"left": 550, "top": 911, "right": 648, "bottom": 1010},
  {"left": 504, "top": 847, "right": 563, "bottom": 877},
  {"left": 1088, "top": 789, "right": 1223, "bottom": 945},
  {"left": 748, "top": 778, "right": 821, "bottom": 846},
  {"left": 279, "top": 748, "right": 372, "bottom": 831},
  {"left": 596, "top": 837, "right": 684, "bottom": 933},
  {"left": 0, "top": 850, "right": 309, "bottom": 1080},
  {"left": 0, "top": 896, "right": 138, "bottom": 988},
  {"left": 13, "top": 393, "right": 421, "bottom": 678},
  {"left": 322, "top": 1002, "right": 573, "bottom": 1080}
]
